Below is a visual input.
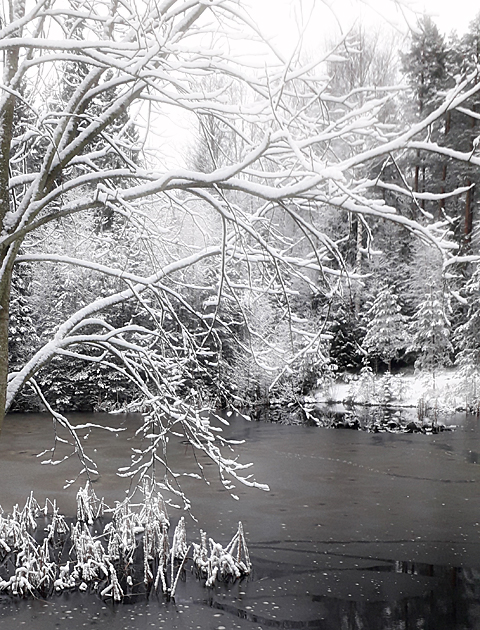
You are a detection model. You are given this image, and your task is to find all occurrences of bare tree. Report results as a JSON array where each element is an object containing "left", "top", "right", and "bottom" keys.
[{"left": 1, "top": 0, "right": 480, "bottom": 503}]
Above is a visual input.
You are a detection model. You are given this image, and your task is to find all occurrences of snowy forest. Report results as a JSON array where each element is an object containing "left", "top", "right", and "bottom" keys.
[{"left": 2, "top": 0, "right": 480, "bottom": 483}]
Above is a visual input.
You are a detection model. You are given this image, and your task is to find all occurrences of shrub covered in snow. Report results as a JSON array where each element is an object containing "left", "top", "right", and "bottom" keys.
[{"left": 0, "top": 483, "right": 251, "bottom": 602}]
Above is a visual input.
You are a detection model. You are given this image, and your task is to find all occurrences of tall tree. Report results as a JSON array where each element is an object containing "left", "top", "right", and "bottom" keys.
[
  {"left": 328, "top": 25, "right": 400, "bottom": 315},
  {"left": 455, "top": 266, "right": 480, "bottom": 409},
  {"left": 410, "top": 291, "right": 453, "bottom": 386},
  {"left": 456, "top": 12, "right": 480, "bottom": 245},
  {"left": 362, "top": 285, "right": 410, "bottom": 372},
  {"left": 401, "top": 15, "right": 447, "bottom": 215}
]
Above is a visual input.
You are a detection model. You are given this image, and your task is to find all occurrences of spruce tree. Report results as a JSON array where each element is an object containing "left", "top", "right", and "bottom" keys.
[
  {"left": 404, "top": 242, "right": 444, "bottom": 314},
  {"left": 401, "top": 15, "right": 447, "bottom": 118},
  {"left": 410, "top": 291, "right": 453, "bottom": 385},
  {"left": 403, "top": 12, "right": 480, "bottom": 244},
  {"left": 363, "top": 285, "right": 410, "bottom": 371},
  {"left": 455, "top": 267, "right": 480, "bottom": 410},
  {"left": 329, "top": 298, "right": 364, "bottom": 372}
]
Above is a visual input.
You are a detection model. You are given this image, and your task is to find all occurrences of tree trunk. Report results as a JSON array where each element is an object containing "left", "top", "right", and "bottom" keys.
[
  {"left": 0, "top": 271, "right": 12, "bottom": 433},
  {"left": 0, "top": 0, "right": 24, "bottom": 432},
  {"left": 414, "top": 159, "right": 419, "bottom": 195},
  {"left": 439, "top": 111, "right": 451, "bottom": 217},
  {"left": 465, "top": 104, "right": 477, "bottom": 245},
  {"left": 421, "top": 164, "right": 426, "bottom": 212},
  {"left": 465, "top": 179, "right": 474, "bottom": 242},
  {"left": 414, "top": 67, "right": 424, "bottom": 214},
  {"left": 354, "top": 218, "right": 363, "bottom": 318}
]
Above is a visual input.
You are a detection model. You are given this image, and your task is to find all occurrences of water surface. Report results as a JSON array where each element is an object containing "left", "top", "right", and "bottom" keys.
[{"left": 1, "top": 412, "right": 480, "bottom": 629}]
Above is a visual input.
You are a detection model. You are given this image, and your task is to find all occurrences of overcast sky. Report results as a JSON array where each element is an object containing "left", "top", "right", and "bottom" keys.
[
  {"left": 153, "top": 0, "right": 480, "bottom": 166},
  {"left": 247, "top": 0, "right": 479, "bottom": 57},
  {"left": 419, "top": 0, "right": 478, "bottom": 34}
]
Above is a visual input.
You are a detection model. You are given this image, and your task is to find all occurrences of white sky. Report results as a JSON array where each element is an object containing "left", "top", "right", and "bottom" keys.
[
  {"left": 247, "top": 0, "right": 479, "bottom": 55},
  {"left": 150, "top": 0, "right": 480, "bottom": 167},
  {"left": 416, "top": 0, "right": 478, "bottom": 35}
]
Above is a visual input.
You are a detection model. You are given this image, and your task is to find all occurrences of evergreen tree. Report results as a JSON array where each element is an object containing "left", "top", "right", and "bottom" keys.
[
  {"left": 410, "top": 291, "right": 453, "bottom": 384},
  {"left": 404, "top": 242, "right": 444, "bottom": 314},
  {"left": 8, "top": 264, "right": 42, "bottom": 411},
  {"left": 401, "top": 12, "right": 480, "bottom": 245},
  {"left": 363, "top": 285, "right": 410, "bottom": 371},
  {"left": 401, "top": 15, "right": 447, "bottom": 213},
  {"left": 362, "top": 220, "right": 413, "bottom": 309},
  {"left": 328, "top": 26, "right": 401, "bottom": 314},
  {"left": 8, "top": 264, "right": 40, "bottom": 370},
  {"left": 453, "top": 13, "right": 480, "bottom": 246},
  {"left": 328, "top": 297, "right": 365, "bottom": 372},
  {"left": 51, "top": 20, "right": 140, "bottom": 234},
  {"left": 401, "top": 16, "right": 447, "bottom": 117},
  {"left": 455, "top": 267, "right": 480, "bottom": 410}
]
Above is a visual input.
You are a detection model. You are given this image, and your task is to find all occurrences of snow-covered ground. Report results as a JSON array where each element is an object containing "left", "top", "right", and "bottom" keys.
[{"left": 311, "top": 367, "right": 475, "bottom": 413}]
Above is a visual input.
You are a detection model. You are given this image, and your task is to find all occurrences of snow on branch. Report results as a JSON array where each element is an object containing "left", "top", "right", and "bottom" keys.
[{"left": 3, "top": 0, "right": 480, "bottom": 504}]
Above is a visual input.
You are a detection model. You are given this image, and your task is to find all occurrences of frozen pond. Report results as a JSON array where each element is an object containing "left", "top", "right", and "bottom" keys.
[{"left": 1, "top": 411, "right": 480, "bottom": 629}]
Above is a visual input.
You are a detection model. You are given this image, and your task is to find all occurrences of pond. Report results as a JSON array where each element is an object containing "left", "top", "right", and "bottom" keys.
[{"left": 1, "top": 411, "right": 480, "bottom": 629}]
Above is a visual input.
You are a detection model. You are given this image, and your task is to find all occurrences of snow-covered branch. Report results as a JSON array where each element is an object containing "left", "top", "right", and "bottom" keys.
[{"left": 2, "top": 0, "right": 480, "bottom": 502}]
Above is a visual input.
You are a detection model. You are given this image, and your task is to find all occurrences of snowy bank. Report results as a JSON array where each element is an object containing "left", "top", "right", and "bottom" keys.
[{"left": 311, "top": 367, "right": 478, "bottom": 414}]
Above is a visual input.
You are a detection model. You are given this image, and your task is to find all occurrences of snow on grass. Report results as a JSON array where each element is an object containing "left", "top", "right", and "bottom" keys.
[
  {"left": 0, "top": 482, "right": 251, "bottom": 602},
  {"left": 312, "top": 367, "right": 473, "bottom": 413}
]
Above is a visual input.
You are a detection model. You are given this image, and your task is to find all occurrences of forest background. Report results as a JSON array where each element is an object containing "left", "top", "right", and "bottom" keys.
[{"left": 8, "top": 6, "right": 480, "bottom": 409}]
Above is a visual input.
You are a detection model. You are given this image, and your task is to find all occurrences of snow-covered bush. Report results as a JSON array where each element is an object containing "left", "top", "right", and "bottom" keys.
[
  {"left": 348, "top": 368, "right": 407, "bottom": 406},
  {"left": 0, "top": 485, "right": 251, "bottom": 602},
  {"left": 192, "top": 521, "right": 251, "bottom": 587}
]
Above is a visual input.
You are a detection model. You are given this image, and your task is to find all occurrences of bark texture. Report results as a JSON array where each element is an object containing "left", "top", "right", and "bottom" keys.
[{"left": 0, "top": 0, "right": 24, "bottom": 431}]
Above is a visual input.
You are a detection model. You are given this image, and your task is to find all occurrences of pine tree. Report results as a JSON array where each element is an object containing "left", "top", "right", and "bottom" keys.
[
  {"left": 401, "top": 15, "right": 447, "bottom": 118},
  {"left": 8, "top": 264, "right": 42, "bottom": 411},
  {"left": 401, "top": 15, "right": 447, "bottom": 215},
  {"left": 8, "top": 264, "right": 40, "bottom": 370},
  {"left": 402, "top": 12, "right": 480, "bottom": 245},
  {"left": 410, "top": 291, "right": 453, "bottom": 385},
  {"left": 51, "top": 19, "right": 140, "bottom": 234},
  {"left": 328, "top": 26, "right": 401, "bottom": 313},
  {"left": 363, "top": 285, "right": 410, "bottom": 371}
]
